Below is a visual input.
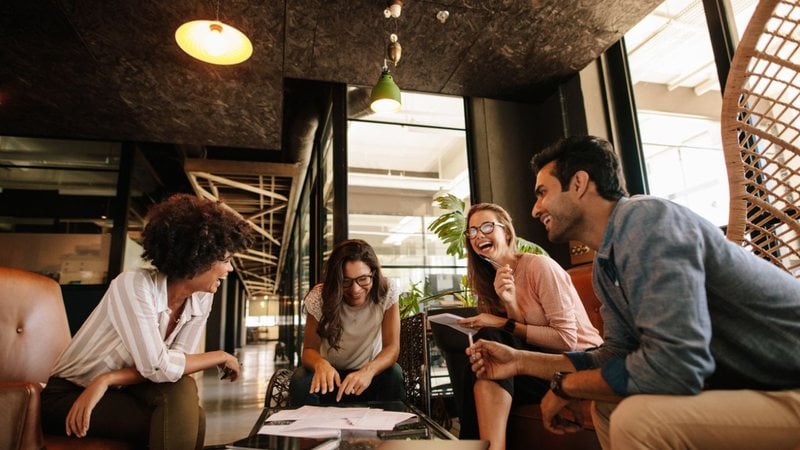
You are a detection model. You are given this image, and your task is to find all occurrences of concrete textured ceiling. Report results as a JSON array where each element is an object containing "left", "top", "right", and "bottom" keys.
[
  {"left": 0, "top": 0, "right": 661, "bottom": 150},
  {"left": 0, "top": 0, "right": 661, "bottom": 296}
]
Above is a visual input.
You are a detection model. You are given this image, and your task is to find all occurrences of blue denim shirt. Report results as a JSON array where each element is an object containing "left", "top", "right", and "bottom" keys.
[{"left": 566, "top": 196, "right": 800, "bottom": 396}]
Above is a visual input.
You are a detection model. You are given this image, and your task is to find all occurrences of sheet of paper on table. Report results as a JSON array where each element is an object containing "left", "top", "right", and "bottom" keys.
[{"left": 259, "top": 406, "right": 416, "bottom": 438}]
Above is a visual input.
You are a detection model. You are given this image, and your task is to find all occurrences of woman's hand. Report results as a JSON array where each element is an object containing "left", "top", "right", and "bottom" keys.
[
  {"left": 458, "top": 313, "right": 506, "bottom": 330},
  {"left": 311, "top": 359, "right": 341, "bottom": 395},
  {"left": 218, "top": 352, "right": 241, "bottom": 382},
  {"left": 494, "top": 265, "right": 516, "bottom": 304},
  {"left": 336, "top": 367, "right": 375, "bottom": 402},
  {"left": 65, "top": 375, "right": 109, "bottom": 438}
]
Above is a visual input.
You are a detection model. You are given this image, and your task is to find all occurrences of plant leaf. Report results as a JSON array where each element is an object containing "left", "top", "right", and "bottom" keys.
[{"left": 515, "top": 236, "right": 548, "bottom": 256}]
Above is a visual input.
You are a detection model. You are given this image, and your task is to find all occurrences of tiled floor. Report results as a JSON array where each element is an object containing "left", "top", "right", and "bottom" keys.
[{"left": 197, "top": 342, "right": 280, "bottom": 446}]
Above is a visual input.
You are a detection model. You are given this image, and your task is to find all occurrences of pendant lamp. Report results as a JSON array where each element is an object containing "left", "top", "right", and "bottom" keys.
[
  {"left": 175, "top": 4, "right": 252, "bottom": 66},
  {"left": 369, "top": 62, "right": 402, "bottom": 113}
]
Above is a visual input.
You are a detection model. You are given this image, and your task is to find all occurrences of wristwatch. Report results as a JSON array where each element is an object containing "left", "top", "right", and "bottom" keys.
[
  {"left": 502, "top": 318, "right": 516, "bottom": 334},
  {"left": 550, "top": 371, "right": 573, "bottom": 400}
]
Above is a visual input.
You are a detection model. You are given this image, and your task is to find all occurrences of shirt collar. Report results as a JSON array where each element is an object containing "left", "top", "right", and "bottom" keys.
[
  {"left": 155, "top": 270, "right": 206, "bottom": 317},
  {"left": 596, "top": 196, "right": 629, "bottom": 262}
]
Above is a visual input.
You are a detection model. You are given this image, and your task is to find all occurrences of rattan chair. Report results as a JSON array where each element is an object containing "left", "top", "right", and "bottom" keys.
[
  {"left": 397, "top": 312, "right": 430, "bottom": 415},
  {"left": 722, "top": 0, "right": 800, "bottom": 278}
]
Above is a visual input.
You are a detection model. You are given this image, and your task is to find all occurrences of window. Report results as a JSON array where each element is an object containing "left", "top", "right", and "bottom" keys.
[
  {"left": 625, "top": 0, "right": 760, "bottom": 226},
  {"left": 346, "top": 90, "right": 470, "bottom": 303}
]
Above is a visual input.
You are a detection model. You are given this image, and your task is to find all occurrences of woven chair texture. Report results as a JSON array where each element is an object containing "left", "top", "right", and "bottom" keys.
[
  {"left": 398, "top": 312, "right": 430, "bottom": 415},
  {"left": 722, "top": 0, "right": 800, "bottom": 277}
]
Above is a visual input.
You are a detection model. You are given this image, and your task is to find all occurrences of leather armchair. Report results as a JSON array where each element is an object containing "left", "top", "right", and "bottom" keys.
[
  {"left": 0, "top": 266, "right": 134, "bottom": 450},
  {"left": 507, "top": 262, "right": 602, "bottom": 450}
]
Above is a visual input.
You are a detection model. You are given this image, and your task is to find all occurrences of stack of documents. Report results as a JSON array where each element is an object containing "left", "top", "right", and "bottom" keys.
[{"left": 259, "top": 406, "right": 416, "bottom": 439}]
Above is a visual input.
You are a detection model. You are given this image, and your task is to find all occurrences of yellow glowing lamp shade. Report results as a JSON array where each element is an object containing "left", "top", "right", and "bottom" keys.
[
  {"left": 175, "top": 20, "right": 253, "bottom": 65},
  {"left": 369, "top": 69, "right": 402, "bottom": 113}
]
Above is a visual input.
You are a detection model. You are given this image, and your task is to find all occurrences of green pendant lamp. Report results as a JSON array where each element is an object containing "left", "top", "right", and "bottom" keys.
[{"left": 370, "top": 61, "right": 401, "bottom": 113}]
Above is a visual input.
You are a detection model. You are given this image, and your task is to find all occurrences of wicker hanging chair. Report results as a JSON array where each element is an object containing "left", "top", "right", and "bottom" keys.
[{"left": 721, "top": 0, "right": 800, "bottom": 278}]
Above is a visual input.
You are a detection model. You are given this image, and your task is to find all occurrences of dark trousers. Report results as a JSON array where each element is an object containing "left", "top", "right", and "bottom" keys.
[
  {"left": 455, "top": 327, "right": 550, "bottom": 439},
  {"left": 41, "top": 375, "right": 205, "bottom": 449},
  {"left": 289, "top": 363, "right": 406, "bottom": 407}
]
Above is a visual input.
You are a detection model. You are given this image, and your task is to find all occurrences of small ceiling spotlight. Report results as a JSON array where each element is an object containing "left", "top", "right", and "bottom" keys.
[{"left": 385, "top": 0, "right": 403, "bottom": 18}]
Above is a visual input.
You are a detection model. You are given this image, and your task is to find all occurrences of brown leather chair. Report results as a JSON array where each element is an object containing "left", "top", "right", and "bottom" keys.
[
  {"left": 507, "top": 262, "right": 603, "bottom": 450},
  {"left": 0, "top": 266, "right": 134, "bottom": 450}
]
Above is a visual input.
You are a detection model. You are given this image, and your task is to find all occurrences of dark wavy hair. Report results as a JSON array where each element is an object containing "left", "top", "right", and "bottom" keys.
[
  {"left": 465, "top": 203, "right": 517, "bottom": 317},
  {"left": 530, "top": 135, "right": 627, "bottom": 201},
  {"left": 141, "top": 194, "right": 254, "bottom": 279},
  {"left": 317, "top": 239, "right": 389, "bottom": 350}
]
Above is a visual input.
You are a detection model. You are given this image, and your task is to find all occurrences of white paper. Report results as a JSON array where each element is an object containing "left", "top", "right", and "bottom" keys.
[
  {"left": 266, "top": 405, "right": 371, "bottom": 422},
  {"left": 259, "top": 406, "right": 416, "bottom": 435},
  {"left": 428, "top": 312, "right": 474, "bottom": 335}
]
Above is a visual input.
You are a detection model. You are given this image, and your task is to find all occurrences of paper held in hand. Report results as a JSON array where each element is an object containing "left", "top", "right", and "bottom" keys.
[{"left": 427, "top": 313, "right": 475, "bottom": 336}]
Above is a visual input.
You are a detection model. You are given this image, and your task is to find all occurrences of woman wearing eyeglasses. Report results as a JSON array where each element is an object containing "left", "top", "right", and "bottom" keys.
[
  {"left": 456, "top": 203, "right": 602, "bottom": 450},
  {"left": 289, "top": 239, "right": 405, "bottom": 406}
]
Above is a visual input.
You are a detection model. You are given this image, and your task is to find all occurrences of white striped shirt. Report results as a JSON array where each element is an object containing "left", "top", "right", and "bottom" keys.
[{"left": 51, "top": 269, "right": 212, "bottom": 387}]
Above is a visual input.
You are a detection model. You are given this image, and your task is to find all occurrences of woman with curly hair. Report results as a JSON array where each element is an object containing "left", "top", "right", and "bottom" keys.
[
  {"left": 455, "top": 203, "right": 601, "bottom": 450},
  {"left": 41, "top": 193, "right": 254, "bottom": 449},
  {"left": 289, "top": 239, "right": 405, "bottom": 406}
]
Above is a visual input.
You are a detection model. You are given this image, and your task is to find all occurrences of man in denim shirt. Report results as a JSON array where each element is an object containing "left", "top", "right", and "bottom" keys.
[{"left": 467, "top": 136, "right": 800, "bottom": 449}]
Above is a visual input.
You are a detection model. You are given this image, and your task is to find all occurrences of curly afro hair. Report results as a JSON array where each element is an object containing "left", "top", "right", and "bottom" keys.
[{"left": 141, "top": 193, "right": 254, "bottom": 279}]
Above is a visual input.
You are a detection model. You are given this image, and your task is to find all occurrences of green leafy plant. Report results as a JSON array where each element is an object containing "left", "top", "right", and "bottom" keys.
[{"left": 428, "top": 194, "right": 468, "bottom": 259}]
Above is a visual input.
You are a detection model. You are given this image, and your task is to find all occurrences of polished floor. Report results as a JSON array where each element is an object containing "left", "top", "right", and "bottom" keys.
[{"left": 197, "top": 342, "right": 282, "bottom": 446}]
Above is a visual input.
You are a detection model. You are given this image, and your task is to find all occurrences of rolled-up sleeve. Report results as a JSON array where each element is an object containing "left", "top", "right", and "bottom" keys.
[{"left": 106, "top": 273, "right": 185, "bottom": 382}]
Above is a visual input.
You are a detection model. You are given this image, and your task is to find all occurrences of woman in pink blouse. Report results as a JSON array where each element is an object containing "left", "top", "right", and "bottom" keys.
[{"left": 456, "top": 203, "right": 602, "bottom": 450}]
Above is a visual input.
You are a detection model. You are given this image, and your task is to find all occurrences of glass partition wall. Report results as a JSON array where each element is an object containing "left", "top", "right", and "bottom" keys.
[{"left": 346, "top": 91, "right": 471, "bottom": 305}]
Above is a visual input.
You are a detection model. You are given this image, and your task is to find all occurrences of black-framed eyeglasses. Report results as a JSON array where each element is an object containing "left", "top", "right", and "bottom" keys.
[
  {"left": 464, "top": 221, "right": 506, "bottom": 239},
  {"left": 342, "top": 273, "right": 373, "bottom": 288}
]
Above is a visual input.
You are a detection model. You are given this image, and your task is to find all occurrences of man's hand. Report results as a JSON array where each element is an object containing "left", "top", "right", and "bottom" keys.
[
  {"left": 311, "top": 360, "right": 341, "bottom": 395},
  {"left": 466, "top": 339, "right": 519, "bottom": 380},
  {"left": 540, "top": 390, "right": 584, "bottom": 435},
  {"left": 66, "top": 376, "right": 109, "bottom": 438},
  {"left": 336, "top": 367, "right": 375, "bottom": 402}
]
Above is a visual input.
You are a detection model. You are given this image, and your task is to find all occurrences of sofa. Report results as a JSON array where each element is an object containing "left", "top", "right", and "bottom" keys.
[{"left": 0, "top": 266, "right": 135, "bottom": 450}]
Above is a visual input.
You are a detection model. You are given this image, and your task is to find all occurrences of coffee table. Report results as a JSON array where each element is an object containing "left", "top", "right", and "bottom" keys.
[{"left": 230, "top": 401, "right": 457, "bottom": 449}]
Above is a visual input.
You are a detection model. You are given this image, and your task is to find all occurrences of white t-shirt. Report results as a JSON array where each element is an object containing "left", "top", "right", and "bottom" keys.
[{"left": 304, "top": 281, "right": 398, "bottom": 370}]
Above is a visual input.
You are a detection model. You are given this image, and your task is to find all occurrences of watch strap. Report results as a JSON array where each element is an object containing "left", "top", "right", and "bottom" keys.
[
  {"left": 550, "top": 371, "right": 573, "bottom": 400},
  {"left": 502, "top": 318, "right": 516, "bottom": 334}
]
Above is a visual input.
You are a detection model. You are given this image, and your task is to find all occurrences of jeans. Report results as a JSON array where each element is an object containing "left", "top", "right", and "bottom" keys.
[{"left": 289, "top": 363, "right": 406, "bottom": 406}]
